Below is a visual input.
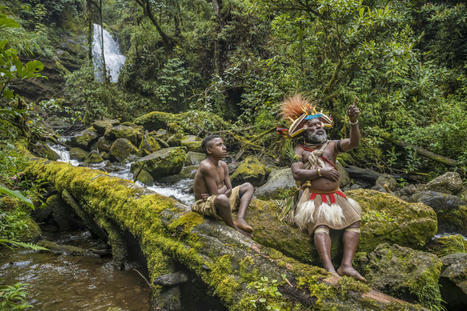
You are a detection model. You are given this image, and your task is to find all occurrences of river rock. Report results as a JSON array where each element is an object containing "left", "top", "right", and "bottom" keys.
[
  {"left": 425, "top": 234, "right": 466, "bottom": 257},
  {"left": 410, "top": 190, "right": 466, "bottom": 234},
  {"left": 345, "top": 165, "right": 380, "bottom": 183},
  {"left": 30, "top": 141, "right": 59, "bottom": 160},
  {"left": 109, "top": 138, "right": 139, "bottom": 162},
  {"left": 364, "top": 243, "right": 442, "bottom": 309},
  {"left": 255, "top": 168, "right": 295, "bottom": 199},
  {"left": 105, "top": 125, "right": 142, "bottom": 146},
  {"left": 131, "top": 147, "right": 186, "bottom": 178},
  {"left": 153, "top": 271, "right": 189, "bottom": 286},
  {"left": 426, "top": 172, "right": 463, "bottom": 195},
  {"left": 180, "top": 135, "right": 202, "bottom": 152},
  {"left": 69, "top": 128, "right": 98, "bottom": 150},
  {"left": 92, "top": 119, "right": 119, "bottom": 135},
  {"left": 86, "top": 150, "right": 104, "bottom": 163},
  {"left": 375, "top": 174, "right": 397, "bottom": 192},
  {"left": 140, "top": 134, "right": 160, "bottom": 155},
  {"left": 439, "top": 253, "right": 467, "bottom": 311},
  {"left": 133, "top": 169, "right": 154, "bottom": 186},
  {"left": 336, "top": 161, "right": 350, "bottom": 187},
  {"left": 185, "top": 151, "right": 205, "bottom": 166},
  {"left": 95, "top": 136, "right": 112, "bottom": 153},
  {"left": 69, "top": 147, "right": 88, "bottom": 161},
  {"left": 231, "top": 156, "right": 269, "bottom": 187},
  {"left": 348, "top": 189, "right": 437, "bottom": 251}
]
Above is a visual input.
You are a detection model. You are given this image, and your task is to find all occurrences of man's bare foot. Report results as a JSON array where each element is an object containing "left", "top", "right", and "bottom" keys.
[
  {"left": 234, "top": 218, "right": 253, "bottom": 233},
  {"left": 232, "top": 224, "right": 251, "bottom": 237},
  {"left": 324, "top": 265, "right": 339, "bottom": 278},
  {"left": 337, "top": 266, "right": 367, "bottom": 282}
]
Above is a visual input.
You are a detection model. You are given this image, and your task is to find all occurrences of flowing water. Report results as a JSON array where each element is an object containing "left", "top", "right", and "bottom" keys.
[
  {"left": 92, "top": 23, "right": 126, "bottom": 83},
  {"left": 0, "top": 231, "right": 151, "bottom": 311}
]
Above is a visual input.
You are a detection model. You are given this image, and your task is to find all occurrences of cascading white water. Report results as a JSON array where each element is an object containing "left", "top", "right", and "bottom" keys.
[{"left": 92, "top": 23, "right": 126, "bottom": 83}]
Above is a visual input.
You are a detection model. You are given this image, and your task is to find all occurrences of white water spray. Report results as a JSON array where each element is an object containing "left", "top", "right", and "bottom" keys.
[{"left": 92, "top": 23, "right": 126, "bottom": 83}]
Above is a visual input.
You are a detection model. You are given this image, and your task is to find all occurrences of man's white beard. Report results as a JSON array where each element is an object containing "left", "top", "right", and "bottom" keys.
[{"left": 307, "top": 132, "right": 327, "bottom": 144}]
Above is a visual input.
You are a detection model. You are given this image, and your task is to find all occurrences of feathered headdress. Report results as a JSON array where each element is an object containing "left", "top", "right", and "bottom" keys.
[{"left": 276, "top": 94, "right": 333, "bottom": 138}]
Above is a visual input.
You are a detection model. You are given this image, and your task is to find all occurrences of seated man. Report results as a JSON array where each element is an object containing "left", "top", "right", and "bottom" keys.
[
  {"left": 192, "top": 135, "right": 254, "bottom": 234},
  {"left": 282, "top": 94, "right": 365, "bottom": 281}
]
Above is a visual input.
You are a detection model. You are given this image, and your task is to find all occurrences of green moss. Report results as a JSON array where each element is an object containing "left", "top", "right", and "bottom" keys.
[
  {"left": 425, "top": 234, "right": 465, "bottom": 257},
  {"left": 167, "top": 211, "right": 204, "bottom": 235},
  {"left": 231, "top": 156, "right": 268, "bottom": 186}
]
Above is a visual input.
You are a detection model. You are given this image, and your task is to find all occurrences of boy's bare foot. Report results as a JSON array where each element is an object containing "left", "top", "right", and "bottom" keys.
[
  {"left": 337, "top": 266, "right": 366, "bottom": 282},
  {"left": 234, "top": 218, "right": 253, "bottom": 233}
]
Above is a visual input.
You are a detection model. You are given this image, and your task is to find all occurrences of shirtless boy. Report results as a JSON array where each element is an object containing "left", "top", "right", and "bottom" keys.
[{"left": 192, "top": 135, "right": 254, "bottom": 233}]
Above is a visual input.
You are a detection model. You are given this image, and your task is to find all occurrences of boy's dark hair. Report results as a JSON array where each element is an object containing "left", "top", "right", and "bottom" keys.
[{"left": 202, "top": 135, "right": 221, "bottom": 154}]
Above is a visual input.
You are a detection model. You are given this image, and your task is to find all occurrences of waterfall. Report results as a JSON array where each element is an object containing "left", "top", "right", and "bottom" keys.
[{"left": 92, "top": 23, "right": 126, "bottom": 83}]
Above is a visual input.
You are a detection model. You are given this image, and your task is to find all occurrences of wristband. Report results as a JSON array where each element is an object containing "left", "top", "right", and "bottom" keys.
[
  {"left": 349, "top": 120, "right": 359, "bottom": 126},
  {"left": 317, "top": 168, "right": 322, "bottom": 177}
]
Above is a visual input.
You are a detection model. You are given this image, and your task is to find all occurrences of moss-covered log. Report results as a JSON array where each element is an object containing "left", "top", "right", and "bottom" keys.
[{"left": 25, "top": 159, "right": 425, "bottom": 310}]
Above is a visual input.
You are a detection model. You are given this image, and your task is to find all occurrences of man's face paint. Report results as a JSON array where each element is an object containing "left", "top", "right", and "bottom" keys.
[{"left": 303, "top": 119, "right": 327, "bottom": 144}]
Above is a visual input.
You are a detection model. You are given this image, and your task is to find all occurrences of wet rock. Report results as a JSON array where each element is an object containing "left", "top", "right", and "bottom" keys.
[
  {"left": 410, "top": 191, "right": 466, "bottom": 234},
  {"left": 425, "top": 234, "right": 466, "bottom": 257},
  {"left": 184, "top": 151, "right": 205, "bottom": 166},
  {"left": 132, "top": 168, "right": 154, "bottom": 186},
  {"left": 345, "top": 165, "right": 380, "bottom": 183},
  {"left": 30, "top": 141, "right": 59, "bottom": 160},
  {"left": 375, "top": 174, "right": 397, "bottom": 192},
  {"left": 131, "top": 147, "right": 186, "bottom": 179},
  {"left": 95, "top": 136, "right": 112, "bottom": 153},
  {"left": 86, "top": 150, "right": 104, "bottom": 163},
  {"left": 364, "top": 243, "right": 442, "bottom": 309},
  {"left": 439, "top": 253, "right": 467, "bottom": 311},
  {"left": 255, "top": 168, "right": 295, "bottom": 199},
  {"left": 348, "top": 189, "right": 437, "bottom": 251},
  {"left": 45, "top": 194, "right": 80, "bottom": 231},
  {"left": 105, "top": 125, "right": 142, "bottom": 146},
  {"left": 153, "top": 272, "right": 189, "bottom": 286},
  {"left": 231, "top": 156, "right": 269, "bottom": 187},
  {"left": 38, "top": 240, "right": 99, "bottom": 257},
  {"left": 151, "top": 286, "right": 182, "bottom": 311},
  {"left": 69, "top": 147, "right": 88, "bottom": 161},
  {"left": 140, "top": 134, "right": 160, "bottom": 155},
  {"left": 69, "top": 128, "right": 98, "bottom": 150},
  {"left": 109, "top": 138, "right": 139, "bottom": 162},
  {"left": 180, "top": 135, "right": 202, "bottom": 152},
  {"left": 426, "top": 172, "right": 463, "bottom": 195},
  {"left": 396, "top": 183, "right": 425, "bottom": 201},
  {"left": 92, "top": 119, "right": 119, "bottom": 135}
]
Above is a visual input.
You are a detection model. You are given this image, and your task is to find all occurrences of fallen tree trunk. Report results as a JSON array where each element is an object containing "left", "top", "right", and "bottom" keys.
[{"left": 25, "top": 159, "right": 424, "bottom": 310}]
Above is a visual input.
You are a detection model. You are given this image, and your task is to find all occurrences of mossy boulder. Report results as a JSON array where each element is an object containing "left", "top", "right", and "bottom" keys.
[
  {"left": 139, "top": 134, "right": 160, "bottom": 155},
  {"left": 337, "top": 161, "right": 350, "bottom": 187},
  {"left": 411, "top": 191, "right": 466, "bottom": 234},
  {"left": 180, "top": 135, "right": 202, "bottom": 152},
  {"left": 69, "top": 128, "right": 98, "bottom": 150},
  {"left": 185, "top": 151, "right": 205, "bottom": 166},
  {"left": 86, "top": 150, "right": 104, "bottom": 163},
  {"left": 231, "top": 156, "right": 269, "bottom": 187},
  {"left": 439, "top": 253, "right": 467, "bottom": 311},
  {"left": 95, "top": 136, "right": 112, "bottom": 153},
  {"left": 426, "top": 172, "right": 463, "bottom": 195},
  {"left": 92, "top": 119, "right": 119, "bottom": 135},
  {"left": 255, "top": 168, "right": 296, "bottom": 199},
  {"left": 0, "top": 198, "right": 41, "bottom": 242},
  {"left": 105, "top": 125, "right": 142, "bottom": 146},
  {"left": 69, "top": 147, "right": 88, "bottom": 161},
  {"left": 133, "top": 169, "right": 154, "bottom": 186},
  {"left": 45, "top": 194, "right": 79, "bottom": 231},
  {"left": 131, "top": 147, "right": 186, "bottom": 179},
  {"left": 109, "top": 138, "right": 139, "bottom": 162},
  {"left": 425, "top": 234, "right": 466, "bottom": 257},
  {"left": 134, "top": 110, "right": 230, "bottom": 135},
  {"left": 30, "top": 141, "right": 59, "bottom": 160},
  {"left": 375, "top": 174, "right": 398, "bottom": 192},
  {"left": 348, "top": 189, "right": 437, "bottom": 251},
  {"left": 364, "top": 243, "right": 442, "bottom": 310}
]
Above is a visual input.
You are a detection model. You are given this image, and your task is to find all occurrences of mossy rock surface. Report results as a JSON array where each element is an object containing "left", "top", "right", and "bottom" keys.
[
  {"left": 349, "top": 189, "right": 437, "bottom": 251},
  {"left": 426, "top": 172, "right": 463, "bottom": 195},
  {"left": 133, "top": 169, "right": 154, "bottom": 186},
  {"left": 92, "top": 119, "right": 119, "bottom": 135},
  {"left": 86, "top": 151, "right": 104, "bottom": 163},
  {"left": 109, "top": 138, "right": 139, "bottom": 162},
  {"left": 69, "top": 147, "right": 88, "bottom": 161},
  {"left": 140, "top": 134, "right": 160, "bottom": 155},
  {"left": 131, "top": 147, "right": 186, "bottom": 178},
  {"left": 231, "top": 156, "right": 269, "bottom": 187},
  {"left": 180, "top": 135, "right": 202, "bottom": 152},
  {"left": 95, "top": 136, "right": 112, "bottom": 152},
  {"left": 105, "top": 125, "right": 142, "bottom": 146},
  {"left": 364, "top": 243, "right": 442, "bottom": 310},
  {"left": 255, "top": 168, "right": 296, "bottom": 199},
  {"left": 69, "top": 128, "right": 98, "bottom": 150},
  {"left": 185, "top": 151, "right": 205, "bottom": 166},
  {"left": 439, "top": 253, "right": 467, "bottom": 310},
  {"left": 134, "top": 110, "right": 230, "bottom": 135},
  {"left": 30, "top": 141, "right": 59, "bottom": 160},
  {"left": 45, "top": 194, "right": 79, "bottom": 231},
  {"left": 425, "top": 234, "right": 466, "bottom": 257}
]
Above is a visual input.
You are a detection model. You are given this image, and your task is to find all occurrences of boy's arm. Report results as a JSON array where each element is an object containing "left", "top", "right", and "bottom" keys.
[{"left": 221, "top": 161, "right": 233, "bottom": 197}]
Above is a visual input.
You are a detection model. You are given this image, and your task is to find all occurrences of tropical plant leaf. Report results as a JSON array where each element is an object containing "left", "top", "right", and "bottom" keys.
[
  {"left": 0, "top": 185, "right": 34, "bottom": 209},
  {"left": 0, "top": 238, "right": 47, "bottom": 250}
]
